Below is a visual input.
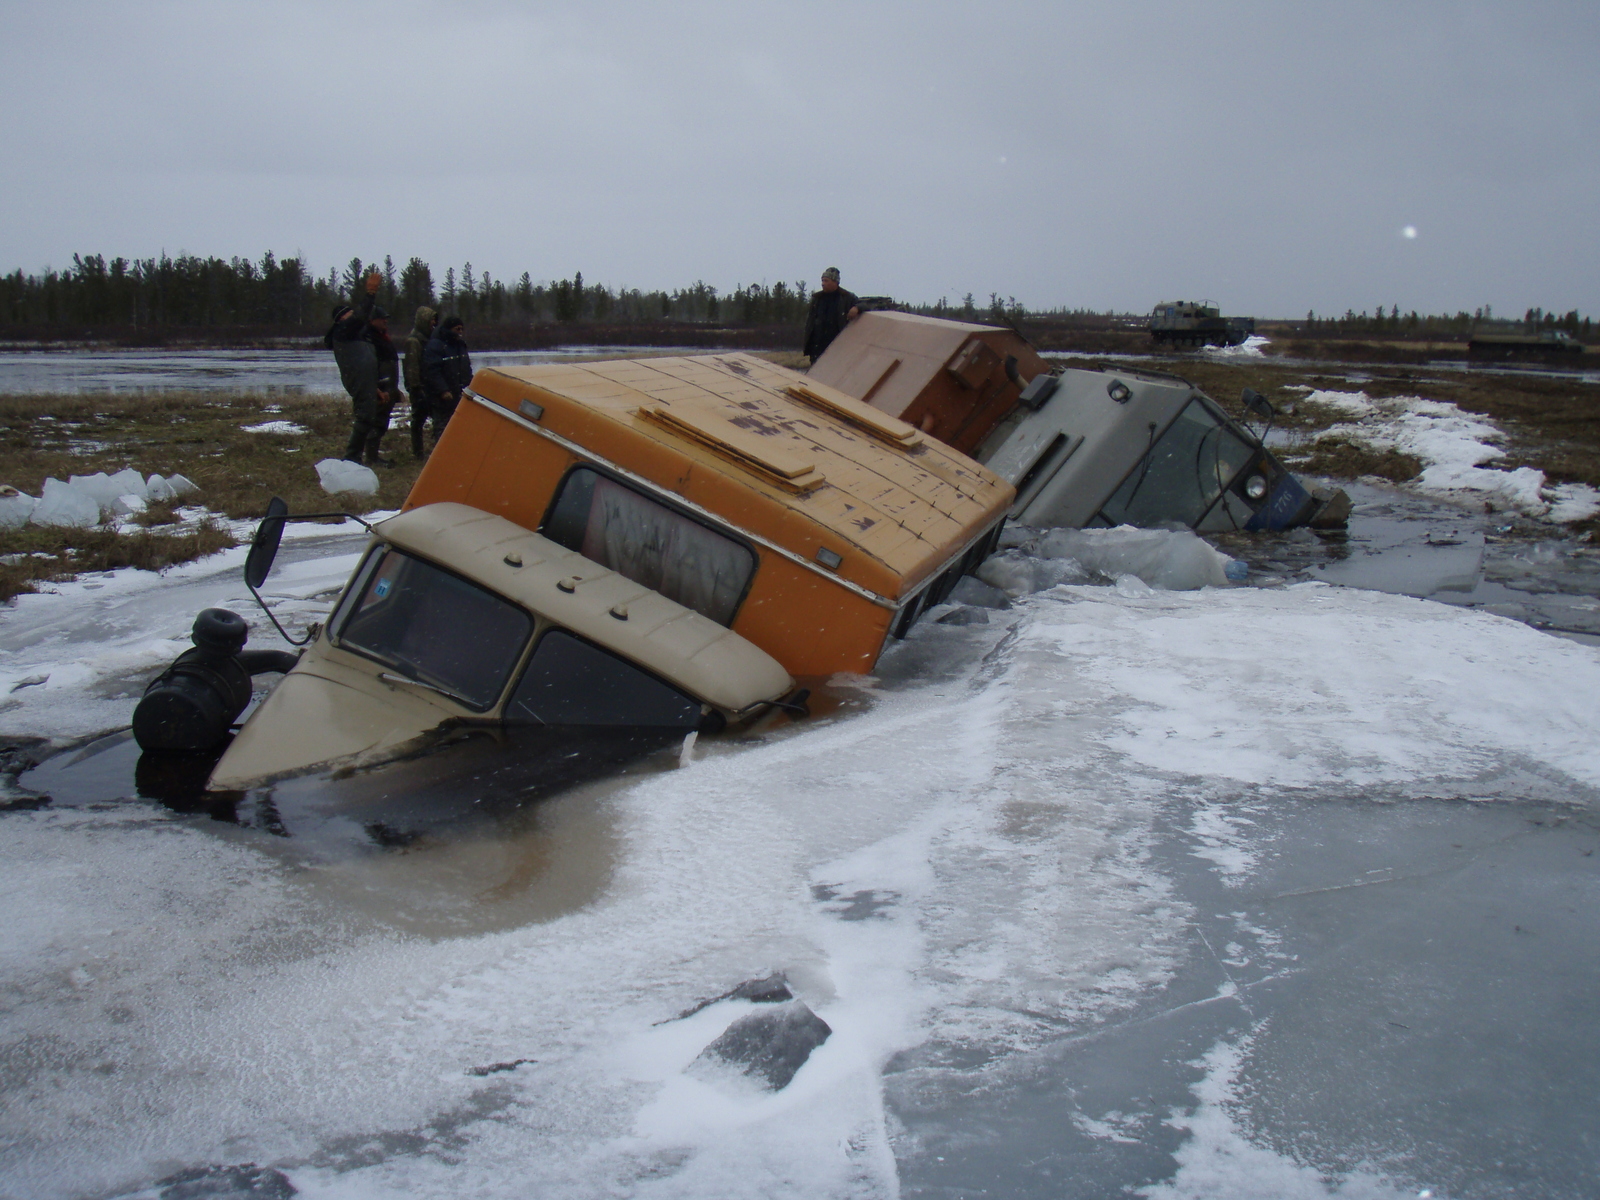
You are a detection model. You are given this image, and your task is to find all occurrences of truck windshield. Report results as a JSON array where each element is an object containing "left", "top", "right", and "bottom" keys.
[
  {"left": 1098, "top": 399, "right": 1255, "bottom": 528},
  {"left": 334, "top": 548, "right": 533, "bottom": 711}
]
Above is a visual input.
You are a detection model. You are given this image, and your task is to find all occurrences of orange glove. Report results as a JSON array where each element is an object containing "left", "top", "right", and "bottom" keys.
[{"left": 365, "top": 271, "right": 381, "bottom": 294}]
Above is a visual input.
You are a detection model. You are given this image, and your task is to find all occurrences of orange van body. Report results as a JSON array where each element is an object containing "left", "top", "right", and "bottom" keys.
[{"left": 402, "top": 353, "right": 1014, "bottom": 678}]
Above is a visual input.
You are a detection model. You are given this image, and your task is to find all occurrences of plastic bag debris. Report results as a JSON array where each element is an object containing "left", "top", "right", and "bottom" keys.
[
  {"left": 30, "top": 478, "right": 102, "bottom": 528},
  {"left": 315, "top": 458, "right": 379, "bottom": 496},
  {"left": 1035, "top": 526, "right": 1240, "bottom": 591},
  {"left": 0, "top": 485, "right": 37, "bottom": 529}
]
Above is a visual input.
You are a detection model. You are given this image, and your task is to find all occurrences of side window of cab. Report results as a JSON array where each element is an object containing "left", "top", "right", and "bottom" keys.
[
  {"left": 506, "top": 629, "right": 702, "bottom": 728},
  {"left": 541, "top": 466, "right": 756, "bottom": 627}
]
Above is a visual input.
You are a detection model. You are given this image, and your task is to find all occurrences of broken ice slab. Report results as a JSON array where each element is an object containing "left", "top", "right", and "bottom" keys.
[{"left": 692, "top": 999, "right": 832, "bottom": 1091}]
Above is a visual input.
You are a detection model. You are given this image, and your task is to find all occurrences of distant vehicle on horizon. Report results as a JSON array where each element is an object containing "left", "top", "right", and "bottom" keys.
[
  {"left": 1148, "top": 301, "right": 1255, "bottom": 349},
  {"left": 1467, "top": 322, "right": 1585, "bottom": 358}
]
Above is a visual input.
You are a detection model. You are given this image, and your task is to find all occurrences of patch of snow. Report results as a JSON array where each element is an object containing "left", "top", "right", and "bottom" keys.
[
  {"left": 1201, "top": 335, "right": 1270, "bottom": 358},
  {"left": 242, "top": 420, "right": 310, "bottom": 435},
  {"left": 1305, "top": 389, "right": 1591, "bottom": 520}
]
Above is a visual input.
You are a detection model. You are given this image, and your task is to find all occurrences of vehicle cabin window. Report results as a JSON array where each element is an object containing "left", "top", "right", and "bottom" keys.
[
  {"left": 506, "top": 629, "right": 702, "bottom": 728},
  {"left": 1098, "top": 399, "right": 1254, "bottom": 528},
  {"left": 543, "top": 467, "right": 754, "bottom": 627},
  {"left": 336, "top": 547, "right": 533, "bottom": 711}
]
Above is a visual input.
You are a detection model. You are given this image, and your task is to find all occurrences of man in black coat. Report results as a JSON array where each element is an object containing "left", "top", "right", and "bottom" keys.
[
  {"left": 421, "top": 316, "right": 473, "bottom": 444},
  {"left": 363, "top": 308, "right": 399, "bottom": 466},
  {"left": 803, "top": 267, "right": 860, "bottom": 363},
  {"left": 324, "top": 271, "right": 385, "bottom": 463}
]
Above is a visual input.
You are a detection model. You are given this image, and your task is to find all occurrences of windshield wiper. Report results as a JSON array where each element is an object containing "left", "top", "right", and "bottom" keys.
[{"left": 378, "top": 671, "right": 465, "bottom": 704}]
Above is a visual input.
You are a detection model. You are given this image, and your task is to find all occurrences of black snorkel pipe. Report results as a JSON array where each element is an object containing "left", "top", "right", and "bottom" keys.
[{"left": 244, "top": 496, "right": 377, "bottom": 647}]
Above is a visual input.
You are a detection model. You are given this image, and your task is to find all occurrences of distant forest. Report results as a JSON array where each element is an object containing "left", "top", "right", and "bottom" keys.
[{"left": 0, "top": 251, "right": 1590, "bottom": 345}]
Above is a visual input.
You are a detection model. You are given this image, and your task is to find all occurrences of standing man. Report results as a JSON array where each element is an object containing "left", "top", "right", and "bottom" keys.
[
  {"left": 325, "top": 271, "right": 385, "bottom": 464},
  {"left": 403, "top": 305, "right": 437, "bottom": 458},
  {"left": 364, "top": 308, "right": 399, "bottom": 466},
  {"left": 803, "top": 267, "right": 860, "bottom": 363},
  {"left": 421, "top": 316, "right": 472, "bottom": 445}
]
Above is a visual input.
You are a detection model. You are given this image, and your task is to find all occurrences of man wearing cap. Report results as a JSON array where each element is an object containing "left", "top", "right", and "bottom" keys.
[
  {"left": 324, "top": 271, "right": 389, "bottom": 464},
  {"left": 421, "top": 316, "right": 473, "bottom": 445},
  {"left": 803, "top": 267, "right": 860, "bottom": 363}
]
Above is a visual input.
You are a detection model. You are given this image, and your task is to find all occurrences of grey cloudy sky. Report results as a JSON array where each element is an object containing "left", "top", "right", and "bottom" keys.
[{"left": 3, "top": 0, "right": 1596, "bottom": 317}]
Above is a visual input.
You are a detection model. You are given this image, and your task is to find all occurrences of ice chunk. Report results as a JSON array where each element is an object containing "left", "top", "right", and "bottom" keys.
[
  {"left": 68, "top": 469, "right": 147, "bottom": 515},
  {"left": 113, "top": 493, "right": 148, "bottom": 516},
  {"left": 0, "top": 486, "right": 37, "bottom": 529},
  {"left": 976, "top": 549, "right": 1091, "bottom": 598},
  {"left": 145, "top": 474, "right": 176, "bottom": 503},
  {"left": 314, "top": 458, "right": 379, "bottom": 496},
  {"left": 168, "top": 474, "right": 200, "bottom": 498},
  {"left": 30, "top": 478, "right": 101, "bottom": 528},
  {"left": 1036, "top": 526, "right": 1238, "bottom": 590},
  {"left": 947, "top": 575, "right": 1012, "bottom": 609}
]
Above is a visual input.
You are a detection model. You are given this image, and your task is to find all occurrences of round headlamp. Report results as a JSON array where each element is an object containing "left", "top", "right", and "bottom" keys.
[{"left": 1244, "top": 474, "right": 1269, "bottom": 502}]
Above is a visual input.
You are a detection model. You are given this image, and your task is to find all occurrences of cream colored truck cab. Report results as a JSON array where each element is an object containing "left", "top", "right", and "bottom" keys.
[{"left": 206, "top": 502, "right": 794, "bottom": 790}]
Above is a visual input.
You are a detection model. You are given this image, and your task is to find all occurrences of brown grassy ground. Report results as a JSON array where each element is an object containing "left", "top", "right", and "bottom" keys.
[{"left": 0, "top": 390, "right": 425, "bottom": 601}]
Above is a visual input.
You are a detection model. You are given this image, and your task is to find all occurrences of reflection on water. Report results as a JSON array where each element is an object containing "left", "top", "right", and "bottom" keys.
[
  {"left": 0, "top": 347, "right": 705, "bottom": 396},
  {"left": 20, "top": 724, "right": 690, "bottom": 938}
]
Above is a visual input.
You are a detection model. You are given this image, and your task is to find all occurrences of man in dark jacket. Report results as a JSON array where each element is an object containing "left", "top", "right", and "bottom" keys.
[
  {"left": 324, "top": 271, "right": 385, "bottom": 464},
  {"left": 403, "top": 306, "right": 437, "bottom": 458},
  {"left": 803, "top": 267, "right": 860, "bottom": 363},
  {"left": 364, "top": 308, "right": 399, "bottom": 466},
  {"left": 421, "top": 316, "right": 472, "bottom": 444}
]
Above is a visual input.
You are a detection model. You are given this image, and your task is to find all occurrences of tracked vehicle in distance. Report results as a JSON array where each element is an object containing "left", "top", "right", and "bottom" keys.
[{"left": 1148, "top": 300, "right": 1255, "bottom": 348}]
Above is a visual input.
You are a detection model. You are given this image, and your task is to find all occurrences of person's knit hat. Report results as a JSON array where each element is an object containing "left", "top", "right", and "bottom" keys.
[
  {"left": 441, "top": 315, "right": 464, "bottom": 331},
  {"left": 371, "top": 306, "right": 388, "bottom": 320},
  {"left": 821, "top": 267, "right": 841, "bottom": 282},
  {"left": 331, "top": 302, "right": 353, "bottom": 321}
]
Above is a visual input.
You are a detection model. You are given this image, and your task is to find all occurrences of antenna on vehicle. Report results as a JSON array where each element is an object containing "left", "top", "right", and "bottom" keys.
[{"left": 243, "top": 496, "right": 375, "bottom": 647}]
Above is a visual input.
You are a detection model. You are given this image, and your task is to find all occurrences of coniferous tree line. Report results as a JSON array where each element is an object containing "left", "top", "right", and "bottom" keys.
[
  {"left": 0, "top": 251, "right": 825, "bottom": 331},
  {"left": 2, "top": 251, "right": 1588, "bottom": 340}
]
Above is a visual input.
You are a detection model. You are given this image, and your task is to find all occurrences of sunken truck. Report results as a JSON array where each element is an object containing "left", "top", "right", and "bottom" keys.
[
  {"left": 134, "top": 353, "right": 1013, "bottom": 788},
  {"left": 808, "top": 311, "right": 1348, "bottom": 533}
]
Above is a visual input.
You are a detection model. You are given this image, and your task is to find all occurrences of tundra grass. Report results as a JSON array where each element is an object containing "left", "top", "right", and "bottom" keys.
[{"left": 0, "top": 390, "right": 424, "bottom": 602}]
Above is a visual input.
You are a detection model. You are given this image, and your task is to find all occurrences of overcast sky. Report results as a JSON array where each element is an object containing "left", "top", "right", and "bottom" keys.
[{"left": 3, "top": 0, "right": 1596, "bottom": 317}]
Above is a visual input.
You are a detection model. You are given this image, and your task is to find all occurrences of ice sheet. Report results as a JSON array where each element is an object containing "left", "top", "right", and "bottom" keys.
[{"left": 0, "top": 540, "right": 1597, "bottom": 1197}]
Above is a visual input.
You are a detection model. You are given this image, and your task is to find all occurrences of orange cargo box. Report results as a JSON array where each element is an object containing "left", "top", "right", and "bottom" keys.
[
  {"left": 807, "top": 311, "right": 1051, "bottom": 454},
  {"left": 403, "top": 353, "right": 1014, "bottom": 678}
]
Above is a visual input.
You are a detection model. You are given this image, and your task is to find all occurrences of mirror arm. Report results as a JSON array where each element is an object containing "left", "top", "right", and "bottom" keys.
[{"left": 243, "top": 508, "right": 377, "bottom": 648}]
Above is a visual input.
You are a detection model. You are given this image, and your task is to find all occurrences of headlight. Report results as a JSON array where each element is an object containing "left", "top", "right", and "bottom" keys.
[{"left": 1244, "top": 474, "right": 1269, "bottom": 502}]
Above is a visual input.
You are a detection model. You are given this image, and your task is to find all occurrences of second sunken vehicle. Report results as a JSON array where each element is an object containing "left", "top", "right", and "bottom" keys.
[
  {"left": 808, "top": 311, "right": 1348, "bottom": 533},
  {"left": 136, "top": 353, "right": 1014, "bottom": 789}
]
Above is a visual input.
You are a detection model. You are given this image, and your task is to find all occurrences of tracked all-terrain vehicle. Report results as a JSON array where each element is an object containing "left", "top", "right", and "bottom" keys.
[{"left": 1148, "top": 300, "right": 1255, "bottom": 348}]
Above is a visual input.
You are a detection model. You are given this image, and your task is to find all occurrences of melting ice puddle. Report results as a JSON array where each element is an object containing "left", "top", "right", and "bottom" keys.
[{"left": 1216, "top": 479, "right": 1600, "bottom": 642}]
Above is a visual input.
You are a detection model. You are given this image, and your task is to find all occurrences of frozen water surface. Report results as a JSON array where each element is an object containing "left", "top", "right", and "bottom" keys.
[{"left": 0, "top": 522, "right": 1597, "bottom": 1198}]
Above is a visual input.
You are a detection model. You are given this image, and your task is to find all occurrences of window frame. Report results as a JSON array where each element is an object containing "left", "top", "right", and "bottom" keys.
[
  {"left": 328, "top": 543, "right": 537, "bottom": 714},
  {"left": 538, "top": 460, "right": 761, "bottom": 627},
  {"left": 504, "top": 624, "right": 708, "bottom": 729}
]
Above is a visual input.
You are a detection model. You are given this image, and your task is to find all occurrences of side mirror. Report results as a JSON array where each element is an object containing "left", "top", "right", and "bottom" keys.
[
  {"left": 244, "top": 496, "right": 289, "bottom": 591},
  {"left": 1241, "top": 388, "right": 1275, "bottom": 422}
]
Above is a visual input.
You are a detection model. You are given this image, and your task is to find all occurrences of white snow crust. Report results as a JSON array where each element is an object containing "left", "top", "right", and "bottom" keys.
[
  {"left": 1302, "top": 388, "right": 1600, "bottom": 521},
  {"left": 1, "top": 537, "right": 1598, "bottom": 1197},
  {"left": 1200, "top": 335, "right": 1270, "bottom": 358}
]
